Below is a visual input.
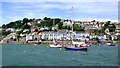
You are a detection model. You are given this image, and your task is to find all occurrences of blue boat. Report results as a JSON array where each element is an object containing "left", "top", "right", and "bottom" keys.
[
  {"left": 64, "top": 7, "right": 87, "bottom": 51},
  {"left": 98, "top": 43, "right": 101, "bottom": 45},
  {"left": 64, "top": 46, "right": 87, "bottom": 51},
  {"left": 109, "top": 44, "right": 115, "bottom": 46}
]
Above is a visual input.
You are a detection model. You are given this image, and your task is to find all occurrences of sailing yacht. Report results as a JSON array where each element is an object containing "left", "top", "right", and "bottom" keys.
[
  {"left": 49, "top": 19, "right": 62, "bottom": 48},
  {"left": 64, "top": 7, "right": 88, "bottom": 51}
]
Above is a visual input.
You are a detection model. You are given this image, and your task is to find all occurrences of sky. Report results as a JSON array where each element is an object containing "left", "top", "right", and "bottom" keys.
[{"left": 0, "top": 0, "right": 119, "bottom": 26}]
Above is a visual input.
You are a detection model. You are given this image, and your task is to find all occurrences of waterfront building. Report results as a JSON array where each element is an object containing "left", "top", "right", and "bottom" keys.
[
  {"left": 115, "top": 23, "right": 120, "bottom": 35},
  {"left": 89, "top": 34, "right": 98, "bottom": 39},
  {"left": 103, "top": 35, "right": 112, "bottom": 40},
  {"left": 76, "top": 32, "right": 89, "bottom": 38},
  {"left": 41, "top": 32, "right": 74, "bottom": 40},
  {"left": 115, "top": 23, "right": 120, "bottom": 40},
  {"left": 26, "top": 35, "right": 33, "bottom": 41}
]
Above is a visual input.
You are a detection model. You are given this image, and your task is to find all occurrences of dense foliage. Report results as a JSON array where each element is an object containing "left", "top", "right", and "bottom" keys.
[
  {"left": 2, "top": 21, "right": 22, "bottom": 29},
  {"left": 58, "top": 22, "right": 63, "bottom": 30},
  {"left": 40, "top": 17, "right": 61, "bottom": 27},
  {"left": 2, "top": 17, "right": 116, "bottom": 33},
  {"left": 102, "top": 21, "right": 116, "bottom": 32},
  {"left": 62, "top": 26, "right": 71, "bottom": 30},
  {"left": 73, "top": 25, "right": 84, "bottom": 31},
  {"left": 2, "top": 31, "right": 11, "bottom": 36},
  {"left": 2, "top": 18, "right": 31, "bottom": 29}
]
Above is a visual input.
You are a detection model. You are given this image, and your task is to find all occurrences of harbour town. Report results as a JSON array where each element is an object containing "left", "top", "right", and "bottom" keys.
[
  {"left": 1, "top": 1, "right": 119, "bottom": 66},
  {"left": 0, "top": 17, "right": 120, "bottom": 45}
]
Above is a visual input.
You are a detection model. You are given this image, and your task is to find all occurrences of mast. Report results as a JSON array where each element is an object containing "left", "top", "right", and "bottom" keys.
[
  {"left": 71, "top": 7, "right": 73, "bottom": 44},
  {"left": 53, "top": 18, "right": 55, "bottom": 43}
]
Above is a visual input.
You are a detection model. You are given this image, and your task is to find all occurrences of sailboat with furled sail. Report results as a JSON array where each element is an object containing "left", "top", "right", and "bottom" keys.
[
  {"left": 64, "top": 7, "right": 88, "bottom": 51},
  {"left": 49, "top": 18, "right": 62, "bottom": 48}
]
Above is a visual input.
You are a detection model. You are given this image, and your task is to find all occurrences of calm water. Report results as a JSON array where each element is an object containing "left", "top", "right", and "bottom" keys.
[{"left": 2, "top": 44, "right": 118, "bottom": 66}]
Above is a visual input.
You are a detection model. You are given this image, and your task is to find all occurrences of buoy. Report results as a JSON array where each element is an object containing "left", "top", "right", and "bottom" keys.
[
  {"left": 115, "top": 47, "right": 116, "bottom": 48},
  {"left": 60, "top": 48, "right": 62, "bottom": 50},
  {"left": 47, "top": 46, "right": 49, "bottom": 47}
]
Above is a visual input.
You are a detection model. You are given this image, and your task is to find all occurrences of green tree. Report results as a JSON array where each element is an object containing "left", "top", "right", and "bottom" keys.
[
  {"left": 35, "top": 23, "right": 41, "bottom": 27},
  {"left": 58, "top": 22, "right": 63, "bottom": 29},
  {"left": 2, "top": 24, "right": 7, "bottom": 28},
  {"left": 21, "top": 24, "right": 30, "bottom": 29},
  {"left": 44, "top": 17, "right": 50, "bottom": 20},
  {"left": 2, "top": 31, "right": 11, "bottom": 36},
  {"left": 73, "top": 25, "right": 84, "bottom": 31},
  {"left": 17, "top": 35, "right": 21, "bottom": 39},
  {"left": 2, "top": 20, "right": 23, "bottom": 29},
  {"left": 62, "top": 26, "right": 67, "bottom": 29},
  {"left": 23, "top": 18, "right": 29, "bottom": 25},
  {"left": 17, "top": 30, "right": 23, "bottom": 34},
  {"left": 101, "top": 21, "right": 116, "bottom": 33},
  {"left": 34, "top": 29, "right": 38, "bottom": 32}
]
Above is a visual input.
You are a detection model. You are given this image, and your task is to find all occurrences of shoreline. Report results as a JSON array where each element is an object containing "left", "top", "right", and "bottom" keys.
[{"left": 0, "top": 41, "right": 120, "bottom": 45}]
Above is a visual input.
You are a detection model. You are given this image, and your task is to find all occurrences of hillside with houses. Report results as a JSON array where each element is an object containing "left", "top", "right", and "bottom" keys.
[{"left": 1, "top": 17, "right": 120, "bottom": 44}]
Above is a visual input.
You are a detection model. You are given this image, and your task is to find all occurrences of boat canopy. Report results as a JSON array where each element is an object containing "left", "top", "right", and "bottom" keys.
[{"left": 73, "top": 41, "right": 85, "bottom": 45}]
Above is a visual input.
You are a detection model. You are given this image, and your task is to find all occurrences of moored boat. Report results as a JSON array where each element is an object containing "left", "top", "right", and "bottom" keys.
[
  {"left": 107, "top": 43, "right": 115, "bottom": 46},
  {"left": 109, "top": 44, "right": 115, "bottom": 46},
  {"left": 49, "top": 44, "right": 62, "bottom": 48},
  {"left": 64, "top": 7, "right": 88, "bottom": 51},
  {"left": 64, "top": 46, "right": 87, "bottom": 51},
  {"left": 49, "top": 18, "right": 62, "bottom": 48}
]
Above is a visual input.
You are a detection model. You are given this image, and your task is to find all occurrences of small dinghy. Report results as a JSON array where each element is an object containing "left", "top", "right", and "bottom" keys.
[{"left": 109, "top": 43, "right": 115, "bottom": 46}]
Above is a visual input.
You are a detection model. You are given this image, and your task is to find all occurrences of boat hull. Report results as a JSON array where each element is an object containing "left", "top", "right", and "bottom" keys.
[
  {"left": 49, "top": 44, "right": 62, "bottom": 48},
  {"left": 109, "top": 44, "right": 115, "bottom": 46},
  {"left": 64, "top": 47, "right": 87, "bottom": 51}
]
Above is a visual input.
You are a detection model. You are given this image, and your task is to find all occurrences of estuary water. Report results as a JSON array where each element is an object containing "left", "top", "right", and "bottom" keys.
[{"left": 2, "top": 44, "right": 118, "bottom": 66}]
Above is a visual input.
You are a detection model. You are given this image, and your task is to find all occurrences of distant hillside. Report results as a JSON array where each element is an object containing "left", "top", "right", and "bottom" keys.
[{"left": 2, "top": 17, "right": 61, "bottom": 29}]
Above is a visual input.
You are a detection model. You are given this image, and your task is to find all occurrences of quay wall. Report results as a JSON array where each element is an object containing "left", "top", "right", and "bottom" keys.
[{"left": 0, "top": 41, "right": 120, "bottom": 45}]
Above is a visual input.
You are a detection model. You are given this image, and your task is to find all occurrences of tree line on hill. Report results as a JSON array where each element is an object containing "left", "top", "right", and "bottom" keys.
[
  {"left": 2, "top": 17, "right": 116, "bottom": 35},
  {"left": 2, "top": 17, "right": 84, "bottom": 31}
]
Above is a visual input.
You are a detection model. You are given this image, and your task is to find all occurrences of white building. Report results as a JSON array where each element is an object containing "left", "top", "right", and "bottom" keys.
[
  {"left": 16, "top": 29, "right": 22, "bottom": 32},
  {"left": 23, "top": 29, "right": 29, "bottom": 32},
  {"left": 105, "top": 28, "right": 110, "bottom": 35},
  {"left": 40, "top": 27, "right": 50, "bottom": 31},
  {"left": 26, "top": 35, "right": 33, "bottom": 41},
  {"left": 90, "top": 35, "right": 98, "bottom": 39},
  {"left": 20, "top": 33, "right": 26, "bottom": 37},
  {"left": 63, "top": 20, "right": 72, "bottom": 26},
  {"left": 76, "top": 32, "right": 89, "bottom": 37},
  {"left": 27, "top": 22, "right": 32, "bottom": 26},
  {"left": 6, "top": 28, "right": 16, "bottom": 32},
  {"left": 41, "top": 32, "right": 74, "bottom": 40},
  {"left": 0, "top": 28, "right": 2, "bottom": 31}
]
